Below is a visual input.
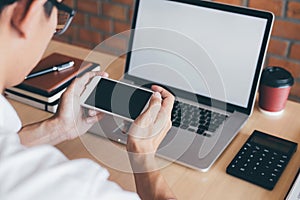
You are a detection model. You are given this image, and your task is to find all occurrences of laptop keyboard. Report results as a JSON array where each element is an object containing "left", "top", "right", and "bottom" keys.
[{"left": 171, "top": 100, "right": 228, "bottom": 137}]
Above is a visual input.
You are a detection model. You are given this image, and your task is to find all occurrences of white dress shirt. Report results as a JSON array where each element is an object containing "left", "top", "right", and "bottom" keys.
[{"left": 0, "top": 95, "right": 139, "bottom": 200}]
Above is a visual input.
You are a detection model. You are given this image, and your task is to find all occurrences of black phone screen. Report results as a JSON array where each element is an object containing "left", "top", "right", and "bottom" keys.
[{"left": 84, "top": 78, "right": 153, "bottom": 120}]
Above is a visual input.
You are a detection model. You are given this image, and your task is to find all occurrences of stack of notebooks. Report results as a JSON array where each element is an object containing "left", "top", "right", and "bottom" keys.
[{"left": 5, "top": 53, "right": 100, "bottom": 113}]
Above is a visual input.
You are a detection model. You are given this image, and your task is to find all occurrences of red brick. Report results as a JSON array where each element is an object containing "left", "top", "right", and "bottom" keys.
[
  {"left": 129, "top": 8, "right": 134, "bottom": 21},
  {"left": 63, "top": 26, "right": 78, "bottom": 39},
  {"left": 102, "top": 3, "right": 127, "bottom": 21},
  {"left": 290, "top": 43, "right": 300, "bottom": 60},
  {"left": 114, "top": 21, "right": 130, "bottom": 33},
  {"left": 112, "top": 0, "right": 134, "bottom": 6},
  {"left": 290, "top": 81, "right": 300, "bottom": 98},
  {"left": 287, "top": 1, "right": 300, "bottom": 20},
  {"left": 213, "top": 0, "right": 242, "bottom": 6},
  {"left": 77, "top": 0, "right": 99, "bottom": 14},
  {"left": 249, "top": 0, "right": 283, "bottom": 16},
  {"left": 272, "top": 20, "right": 300, "bottom": 41},
  {"left": 267, "top": 56, "right": 300, "bottom": 78},
  {"left": 73, "top": 12, "right": 85, "bottom": 27},
  {"left": 90, "top": 17, "right": 112, "bottom": 33},
  {"left": 79, "top": 29, "right": 103, "bottom": 44},
  {"left": 267, "top": 38, "right": 288, "bottom": 56},
  {"left": 63, "top": 0, "right": 74, "bottom": 7}
]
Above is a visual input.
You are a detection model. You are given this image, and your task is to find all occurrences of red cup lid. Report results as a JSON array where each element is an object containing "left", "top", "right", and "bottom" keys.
[{"left": 260, "top": 66, "right": 294, "bottom": 88}]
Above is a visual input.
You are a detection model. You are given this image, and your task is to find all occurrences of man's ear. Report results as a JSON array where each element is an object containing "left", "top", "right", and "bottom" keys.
[{"left": 11, "top": 0, "right": 46, "bottom": 38}]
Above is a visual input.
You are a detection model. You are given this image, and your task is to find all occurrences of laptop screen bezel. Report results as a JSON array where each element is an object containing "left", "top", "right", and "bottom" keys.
[{"left": 124, "top": 0, "right": 274, "bottom": 115}]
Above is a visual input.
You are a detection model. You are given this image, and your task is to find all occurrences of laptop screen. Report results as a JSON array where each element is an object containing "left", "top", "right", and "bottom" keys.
[{"left": 126, "top": 0, "right": 273, "bottom": 112}]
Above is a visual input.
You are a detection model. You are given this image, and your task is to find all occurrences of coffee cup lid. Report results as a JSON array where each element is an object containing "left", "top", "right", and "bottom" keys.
[{"left": 260, "top": 66, "right": 294, "bottom": 88}]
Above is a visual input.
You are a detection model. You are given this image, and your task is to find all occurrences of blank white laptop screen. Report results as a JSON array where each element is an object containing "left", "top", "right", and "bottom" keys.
[{"left": 127, "top": 0, "right": 268, "bottom": 108}]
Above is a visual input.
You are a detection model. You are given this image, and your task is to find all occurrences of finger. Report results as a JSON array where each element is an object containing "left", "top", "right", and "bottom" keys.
[
  {"left": 133, "top": 92, "right": 162, "bottom": 127},
  {"left": 88, "top": 109, "right": 102, "bottom": 117},
  {"left": 151, "top": 85, "right": 175, "bottom": 114},
  {"left": 70, "top": 71, "right": 109, "bottom": 97},
  {"left": 86, "top": 112, "right": 105, "bottom": 124}
]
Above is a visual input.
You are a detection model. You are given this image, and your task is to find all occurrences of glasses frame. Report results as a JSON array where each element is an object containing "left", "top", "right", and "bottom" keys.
[{"left": 48, "top": 0, "right": 76, "bottom": 35}]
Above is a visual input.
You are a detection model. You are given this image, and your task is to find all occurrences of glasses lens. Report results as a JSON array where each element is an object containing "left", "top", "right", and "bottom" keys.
[{"left": 56, "top": 10, "right": 70, "bottom": 33}]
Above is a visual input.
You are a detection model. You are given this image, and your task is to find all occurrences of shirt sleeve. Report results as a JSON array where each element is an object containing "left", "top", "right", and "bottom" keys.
[{"left": 0, "top": 132, "right": 140, "bottom": 200}]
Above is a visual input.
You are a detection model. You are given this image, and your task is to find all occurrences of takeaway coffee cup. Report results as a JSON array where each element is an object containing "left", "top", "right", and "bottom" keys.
[{"left": 259, "top": 66, "right": 294, "bottom": 115}]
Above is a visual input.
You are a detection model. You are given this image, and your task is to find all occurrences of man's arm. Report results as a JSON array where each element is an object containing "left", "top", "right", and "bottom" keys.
[
  {"left": 19, "top": 71, "right": 107, "bottom": 146},
  {"left": 127, "top": 85, "right": 177, "bottom": 200}
]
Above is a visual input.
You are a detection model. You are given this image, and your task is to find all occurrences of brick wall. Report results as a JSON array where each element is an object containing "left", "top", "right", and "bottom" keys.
[{"left": 56, "top": 0, "right": 300, "bottom": 102}]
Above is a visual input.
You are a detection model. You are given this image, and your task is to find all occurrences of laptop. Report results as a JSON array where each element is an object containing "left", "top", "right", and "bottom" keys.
[{"left": 89, "top": 0, "right": 274, "bottom": 172}]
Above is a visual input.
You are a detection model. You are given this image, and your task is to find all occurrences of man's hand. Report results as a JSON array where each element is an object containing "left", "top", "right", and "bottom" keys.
[
  {"left": 126, "top": 85, "right": 176, "bottom": 200},
  {"left": 127, "top": 85, "right": 174, "bottom": 155},
  {"left": 52, "top": 71, "right": 108, "bottom": 141},
  {"left": 19, "top": 71, "right": 108, "bottom": 146}
]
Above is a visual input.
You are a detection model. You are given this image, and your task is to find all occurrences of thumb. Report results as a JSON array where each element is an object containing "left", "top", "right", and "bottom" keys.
[{"left": 134, "top": 92, "right": 162, "bottom": 127}]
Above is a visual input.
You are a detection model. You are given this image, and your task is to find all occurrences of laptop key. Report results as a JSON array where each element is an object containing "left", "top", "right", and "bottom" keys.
[
  {"left": 188, "top": 128, "right": 196, "bottom": 132},
  {"left": 196, "top": 129, "right": 205, "bottom": 135},
  {"left": 173, "top": 122, "right": 180, "bottom": 127},
  {"left": 180, "top": 124, "right": 189, "bottom": 129}
]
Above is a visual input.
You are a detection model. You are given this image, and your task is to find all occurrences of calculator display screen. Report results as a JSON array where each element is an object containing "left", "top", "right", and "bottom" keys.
[{"left": 251, "top": 136, "right": 291, "bottom": 153}]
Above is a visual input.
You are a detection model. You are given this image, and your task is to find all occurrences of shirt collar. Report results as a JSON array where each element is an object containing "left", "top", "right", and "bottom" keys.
[{"left": 0, "top": 94, "right": 22, "bottom": 133}]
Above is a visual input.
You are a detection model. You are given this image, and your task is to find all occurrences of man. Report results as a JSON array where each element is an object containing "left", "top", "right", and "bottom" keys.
[{"left": 0, "top": 0, "right": 176, "bottom": 199}]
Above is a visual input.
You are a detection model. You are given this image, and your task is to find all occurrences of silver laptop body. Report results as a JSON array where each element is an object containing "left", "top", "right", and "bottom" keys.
[{"left": 89, "top": 0, "right": 274, "bottom": 172}]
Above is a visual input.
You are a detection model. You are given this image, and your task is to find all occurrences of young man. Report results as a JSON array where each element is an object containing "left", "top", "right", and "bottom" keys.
[{"left": 0, "top": 0, "right": 176, "bottom": 199}]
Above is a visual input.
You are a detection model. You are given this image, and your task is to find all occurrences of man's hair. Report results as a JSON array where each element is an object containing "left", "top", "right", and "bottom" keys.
[{"left": 0, "top": 0, "right": 18, "bottom": 12}]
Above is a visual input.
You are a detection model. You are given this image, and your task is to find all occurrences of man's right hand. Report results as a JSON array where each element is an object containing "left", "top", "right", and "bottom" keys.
[
  {"left": 127, "top": 85, "right": 175, "bottom": 156},
  {"left": 126, "top": 85, "right": 177, "bottom": 200}
]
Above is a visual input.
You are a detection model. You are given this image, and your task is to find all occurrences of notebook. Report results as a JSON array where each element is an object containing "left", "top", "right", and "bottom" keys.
[
  {"left": 6, "top": 53, "right": 100, "bottom": 102},
  {"left": 6, "top": 53, "right": 100, "bottom": 113},
  {"left": 9, "top": 53, "right": 99, "bottom": 97},
  {"left": 89, "top": 0, "right": 274, "bottom": 171}
]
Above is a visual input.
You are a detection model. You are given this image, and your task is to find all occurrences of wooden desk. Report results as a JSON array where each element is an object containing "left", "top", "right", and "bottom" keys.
[{"left": 10, "top": 41, "right": 300, "bottom": 200}]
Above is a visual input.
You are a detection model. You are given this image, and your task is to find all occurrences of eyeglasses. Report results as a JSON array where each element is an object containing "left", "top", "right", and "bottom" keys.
[{"left": 47, "top": 0, "right": 76, "bottom": 35}]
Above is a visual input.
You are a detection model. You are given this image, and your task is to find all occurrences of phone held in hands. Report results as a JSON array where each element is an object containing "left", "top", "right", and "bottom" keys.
[{"left": 80, "top": 76, "right": 153, "bottom": 122}]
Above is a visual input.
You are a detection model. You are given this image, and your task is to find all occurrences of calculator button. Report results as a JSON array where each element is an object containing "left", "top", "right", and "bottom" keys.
[
  {"left": 279, "top": 159, "right": 285, "bottom": 163},
  {"left": 269, "top": 178, "right": 274, "bottom": 182},
  {"left": 263, "top": 149, "right": 269, "bottom": 153},
  {"left": 276, "top": 164, "right": 282, "bottom": 168},
  {"left": 240, "top": 168, "right": 245, "bottom": 172},
  {"left": 271, "top": 173, "right": 277, "bottom": 177},
  {"left": 282, "top": 155, "right": 288, "bottom": 159}
]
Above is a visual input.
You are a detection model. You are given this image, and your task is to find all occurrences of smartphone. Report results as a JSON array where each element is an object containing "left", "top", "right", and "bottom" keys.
[{"left": 80, "top": 77, "right": 153, "bottom": 122}]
